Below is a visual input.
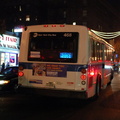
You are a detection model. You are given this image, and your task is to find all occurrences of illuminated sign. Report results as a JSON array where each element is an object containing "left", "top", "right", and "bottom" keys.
[
  {"left": 60, "top": 52, "right": 73, "bottom": 59},
  {"left": 14, "top": 26, "right": 24, "bottom": 32},
  {"left": 14, "top": 28, "right": 23, "bottom": 32},
  {"left": 0, "top": 43, "right": 18, "bottom": 49},
  {"left": 0, "top": 34, "right": 19, "bottom": 50}
]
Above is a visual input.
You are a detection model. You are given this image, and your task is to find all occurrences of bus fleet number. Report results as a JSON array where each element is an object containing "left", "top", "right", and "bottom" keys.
[{"left": 63, "top": 33, "right": 72, "bottom": 37}]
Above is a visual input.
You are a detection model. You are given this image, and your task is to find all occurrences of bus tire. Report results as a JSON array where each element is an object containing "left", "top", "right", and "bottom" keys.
[
  {"left": 95, "top": 81, "right": 100, "bottom": 97},
  {"left": 107, "top": 71, "right": 113, "bottom": 85},
  {"left": 93, "top": 76, "right": 101, "bottom": 100}
]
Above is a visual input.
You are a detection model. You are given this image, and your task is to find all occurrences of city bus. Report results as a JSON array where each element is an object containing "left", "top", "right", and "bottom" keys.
[{"left": 18, "top": 24, "right": 115, "bottom": 99}]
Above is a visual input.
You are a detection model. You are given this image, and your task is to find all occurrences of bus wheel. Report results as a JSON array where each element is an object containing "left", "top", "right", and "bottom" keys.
[
  {"left": 94, "top": 79, "right": 101, "bottom": 99},
  {"left": 96, "top": 81, "right": 100, "bottom": 96},
  {"left": 108, "top": 71, "right": 113, "bottom": 85}
]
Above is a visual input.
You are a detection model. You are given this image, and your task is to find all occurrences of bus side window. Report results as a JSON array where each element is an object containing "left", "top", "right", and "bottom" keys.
[
  {"left": 101, "top": 44, "right": 104, "bottom": 61},
  {"left": 93, "top": 40, "right": 97, "bottom": 61},
  {"left": 96, "top": 42, "right": 103, "bottom": 62},
  {"left": 90, "top": 38, "right": 94, "bottom": 61},
  {"left": 96, "top": 42, "right": 100, "bottom": 61},
  {"left": 90, "top": 38, "right": 96, "bottom": 61},
  {"left": 104, "top": 46, "right": 107, "bottom": 61},
  {"left": 108, "top": 48, "right": 113, "bottom": 61}
]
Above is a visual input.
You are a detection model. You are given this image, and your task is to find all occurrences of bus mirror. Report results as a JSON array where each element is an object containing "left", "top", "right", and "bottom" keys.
[{"left": 24, "top": 26, "right": 27, "bottom": 31}]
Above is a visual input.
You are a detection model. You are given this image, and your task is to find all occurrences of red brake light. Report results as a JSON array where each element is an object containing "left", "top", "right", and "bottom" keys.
[
  {"left": 80, "top": 74, "right": 86, "bottom": 80},
  {"left": 18, "top": 72, "right": 24, "bottom": 77}
]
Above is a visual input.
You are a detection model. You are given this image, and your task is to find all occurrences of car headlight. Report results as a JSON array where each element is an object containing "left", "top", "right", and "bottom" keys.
[{"left": 0, "top": 80, "right": 10, "bottom": 85}]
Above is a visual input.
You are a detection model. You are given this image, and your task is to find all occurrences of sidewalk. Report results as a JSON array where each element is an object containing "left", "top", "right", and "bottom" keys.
[
  {"left": 101, "top": 72, "right": 120, "bottom": 110},
  {"left": 111, "top": 72, "right": 120, "bottom": 91}
]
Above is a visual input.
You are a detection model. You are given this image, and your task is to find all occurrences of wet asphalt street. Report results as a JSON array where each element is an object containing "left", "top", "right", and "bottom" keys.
[{"left": 0, "top": 72, "right": 120, "bottom": 120}]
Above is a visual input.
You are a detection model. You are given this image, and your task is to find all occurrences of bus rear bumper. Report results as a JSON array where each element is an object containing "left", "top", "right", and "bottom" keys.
[{"left": 18, "top": 86, "right": 88, "bottom": 99}]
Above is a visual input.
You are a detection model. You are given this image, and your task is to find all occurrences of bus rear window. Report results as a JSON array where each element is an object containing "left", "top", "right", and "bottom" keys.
[{"left": 28, "top": 32, "right": 78, "bottom": 63}]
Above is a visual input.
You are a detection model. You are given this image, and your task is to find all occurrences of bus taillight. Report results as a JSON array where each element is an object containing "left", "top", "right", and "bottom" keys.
[
  {"left": 80, "top": 69, "right": 87, "bottom": 81},
  {"left": 80, "top": 74, "right": 86, "bottom": 80},
  {"left": 19, "top": 66, "right": 24, "bottom": 70},
  {"left": 18, "top": 72, "right": 24, "bottom": 77},
  {"left": 81, "top": 69, "right": 86, "bottom": 74}
]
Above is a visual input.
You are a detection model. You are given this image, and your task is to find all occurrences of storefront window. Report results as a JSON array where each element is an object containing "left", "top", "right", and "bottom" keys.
[{"left": 1, "top": 53, "right": 5, "bottom": 65}]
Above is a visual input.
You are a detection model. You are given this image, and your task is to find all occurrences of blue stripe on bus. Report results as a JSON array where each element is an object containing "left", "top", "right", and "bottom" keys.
[{"left": 19, "top": 62, "right": 88, "bottom": 72}]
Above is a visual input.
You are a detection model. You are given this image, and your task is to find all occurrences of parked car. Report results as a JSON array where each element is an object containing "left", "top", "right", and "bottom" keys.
[{"left": 0, "top": 66, "right": 18, "bottom": 92}]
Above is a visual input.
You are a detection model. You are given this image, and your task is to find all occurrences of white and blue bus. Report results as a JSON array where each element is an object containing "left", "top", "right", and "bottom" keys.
[{"left": 18, "top": 24, "right": 114, "bottom": 99}]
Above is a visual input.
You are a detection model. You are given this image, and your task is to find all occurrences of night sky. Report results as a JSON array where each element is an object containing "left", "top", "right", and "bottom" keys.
[
  {"left": 0, "top": 0, "right": 120, "bottom": 32},
  {"left": 107, "top": 0, "right": 120, "bottom": 11}
]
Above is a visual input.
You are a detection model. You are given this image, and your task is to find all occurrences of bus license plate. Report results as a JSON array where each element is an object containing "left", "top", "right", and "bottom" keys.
[{"left": 46, "top": 82, "right": 55, "bottom": 88}]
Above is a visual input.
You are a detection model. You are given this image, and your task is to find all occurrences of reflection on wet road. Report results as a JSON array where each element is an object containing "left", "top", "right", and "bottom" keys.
[
  {"left": 0, "top": 72, "right": 120, "bottom": 120},
  {"left": 111, "top": 72, "right": 120, "bottom": 91}
]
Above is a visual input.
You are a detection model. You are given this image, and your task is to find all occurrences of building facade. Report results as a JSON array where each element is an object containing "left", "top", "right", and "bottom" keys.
[
  {"left": 0, "top": 0, "right": 120, "bottom": 32},
  {"left": 0, "top": 34, "right": 19, "bottom": 70}
]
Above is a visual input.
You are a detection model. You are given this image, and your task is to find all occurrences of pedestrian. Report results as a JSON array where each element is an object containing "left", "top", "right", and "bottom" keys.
[
  {"left": 6, "top": 62, "right": 10, "bottom": 68},
  {"left": 1, "top": 62, "right": 5, "bottom": 73}
]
